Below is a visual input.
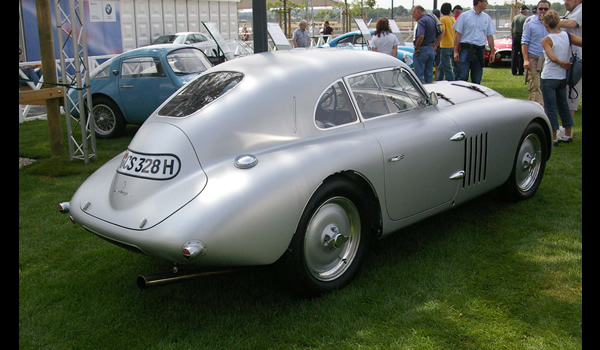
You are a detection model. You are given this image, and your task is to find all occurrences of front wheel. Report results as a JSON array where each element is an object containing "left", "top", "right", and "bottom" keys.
[
  {"left": 277, "top": 179, "right": 371, "bottom": 297},
  {"left": 499, "top": 122, "right": 548, "bottom": 201}
]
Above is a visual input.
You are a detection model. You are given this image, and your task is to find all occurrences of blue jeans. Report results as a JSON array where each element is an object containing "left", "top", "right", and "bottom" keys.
[
  {"left": 456, "top": 45, "right": 484, "bottom": 84},
  {"left": 436, "top": 47, "right": 455, "bottom": 81},
  {"left": 541, "top": 78, "right": 573, "bottom": 131},
  {"left": 414, "top": 46, "right": 435, "bottom": 83}
]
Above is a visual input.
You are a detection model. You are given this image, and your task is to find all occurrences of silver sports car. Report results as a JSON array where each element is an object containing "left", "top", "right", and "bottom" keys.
[{"left": 59, "top": 49, "right": 552, "bottom": 297}]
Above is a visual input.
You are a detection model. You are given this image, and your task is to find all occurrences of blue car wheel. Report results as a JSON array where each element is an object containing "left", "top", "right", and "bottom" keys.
[{"left": 92, "top": 96, "right": 126, "bottom": 139}]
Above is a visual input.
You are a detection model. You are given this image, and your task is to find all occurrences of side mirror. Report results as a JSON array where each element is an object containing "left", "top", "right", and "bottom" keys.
[
  {"left": 429, "top": 91, "right": 438, "bottom": 106},
  {"left": 112, "top": 70, "right": 119, "bottom": 75}
]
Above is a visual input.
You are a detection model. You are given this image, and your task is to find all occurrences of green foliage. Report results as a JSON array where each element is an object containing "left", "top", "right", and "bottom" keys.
[{"left": 19, "top": 68, "right": 581, "bottom": 349}]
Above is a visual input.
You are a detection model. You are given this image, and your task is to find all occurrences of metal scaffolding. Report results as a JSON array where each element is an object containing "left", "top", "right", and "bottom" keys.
[{"left": 54, "top": 0, "right": 96, "bottom": 163}]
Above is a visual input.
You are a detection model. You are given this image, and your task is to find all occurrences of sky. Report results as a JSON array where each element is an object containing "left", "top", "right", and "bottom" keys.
[{"left": 373, "top": 0, "right": 503, "bottom": 10}]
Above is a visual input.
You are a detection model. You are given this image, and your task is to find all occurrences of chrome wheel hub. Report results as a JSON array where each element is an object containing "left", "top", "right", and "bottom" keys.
[
  {"left": 304, "top": 197, "right": 361, "bottom": 282},
  {"left": 515, "top": 133, "right": 542, "bottom": 193}
]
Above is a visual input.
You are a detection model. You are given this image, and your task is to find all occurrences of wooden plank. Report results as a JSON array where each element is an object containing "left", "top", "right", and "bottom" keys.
[{"left": 18, "top": 87, "right": 65, "bottom": 106}]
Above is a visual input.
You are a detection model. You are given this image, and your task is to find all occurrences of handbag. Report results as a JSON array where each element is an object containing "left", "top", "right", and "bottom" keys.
[{"left": 566, "top": 31, "right": 582, "bottom": 99}]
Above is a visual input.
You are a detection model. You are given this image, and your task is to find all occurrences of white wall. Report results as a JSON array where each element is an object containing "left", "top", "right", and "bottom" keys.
[{"left": 120, "top": 0, "right": 239, "bottom": 52}]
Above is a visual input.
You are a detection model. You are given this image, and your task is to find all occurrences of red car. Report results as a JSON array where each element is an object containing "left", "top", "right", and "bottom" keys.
[{"left": 485, "top": 36, "right": 512, "bottom": 66}]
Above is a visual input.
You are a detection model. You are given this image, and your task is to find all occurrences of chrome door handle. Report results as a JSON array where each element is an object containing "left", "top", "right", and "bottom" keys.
[
  {"left": 120, "top": 85, "right": 134, "bottom": 89},
  {"left": 389, "top": 154, "right": 405, "bottom": 162},
  {"left": 450, "top": 131, "right": 466, "bottom": 141},
  {"left": 449, "top": 171, "right": 465, "bottom": 180}
]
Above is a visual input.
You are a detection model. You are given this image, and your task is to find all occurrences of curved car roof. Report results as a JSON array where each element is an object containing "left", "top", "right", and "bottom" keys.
[
  {"left": 90, "top": 44, "right": 203, "bottom": 77},
  {"left": 150, "top": 49, "right": 410, "bottom": 167},
  {"left": 205, "top": 48, "right": 404, "bottom": 85},
  {"left": 125, "top": 43, "right": 197, "bottom": 55}
]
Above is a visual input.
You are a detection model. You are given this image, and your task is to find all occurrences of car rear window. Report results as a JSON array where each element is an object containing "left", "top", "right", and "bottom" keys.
[
  {"left": 166, "top": 48, "right": 211, "bottom": 75},
  {"left": 158, "top": 71, "right": 244, "bottom": 118}
]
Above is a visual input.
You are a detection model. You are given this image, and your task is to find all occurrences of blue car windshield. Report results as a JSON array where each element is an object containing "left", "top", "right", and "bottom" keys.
[{"left": 158, "top": 71, "right": 244, "bottom": 118}]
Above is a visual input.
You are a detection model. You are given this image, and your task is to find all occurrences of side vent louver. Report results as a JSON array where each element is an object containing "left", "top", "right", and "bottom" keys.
[{"left": 463, "top": 132, "right": 488, "bottom": 188}]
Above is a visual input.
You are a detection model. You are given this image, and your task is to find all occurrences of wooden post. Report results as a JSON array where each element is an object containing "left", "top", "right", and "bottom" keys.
[{"left": 36, "top": 0, "right": 64, "bottom": 157}]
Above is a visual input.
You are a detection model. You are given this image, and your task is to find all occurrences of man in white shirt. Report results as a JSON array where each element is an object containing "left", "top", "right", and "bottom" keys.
[{"left": 453, "top": 0, "right": 496, "bottom": 84}]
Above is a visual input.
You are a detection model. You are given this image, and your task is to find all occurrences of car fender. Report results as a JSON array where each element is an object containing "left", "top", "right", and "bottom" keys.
[
  {"left": 436, "top": 96, "right": 551, "bottom": 204},
  {"left": 160, "top": 123, "right": 386, "bottom": 266}
]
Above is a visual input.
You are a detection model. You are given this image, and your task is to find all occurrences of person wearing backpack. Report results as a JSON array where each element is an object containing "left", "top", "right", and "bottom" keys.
[
  {"left": 540, "top": 10, "right": 582, "bottom": 145},
  {"left": 412, "top": 5, "right": 442, "bottom": 83},
  {"left": 453, "top": 0, "right": 496, "bottom": 84},
  {"left": 558, "top": 0, "right": 582, "bottom": 119}
]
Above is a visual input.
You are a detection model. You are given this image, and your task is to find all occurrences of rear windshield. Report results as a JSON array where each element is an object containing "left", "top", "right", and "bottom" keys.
[
  {"left": 158, "top": 71, "right": 244, "bottom": 118},
  {"left": 152, "top": 35, "right": 177, "bottom": 44},
  {"left": 166, "top": 48, "right": 211, "bottom": 75}
]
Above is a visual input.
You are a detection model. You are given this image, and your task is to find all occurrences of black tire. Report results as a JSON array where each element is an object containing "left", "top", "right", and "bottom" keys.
[
  {"left": 499, "top": 122, "right": 547, "bottom": 201},
  {"left": 277, "top": 178, "right": 371, "bottom": 297},
  {"left": 92, "top": 96, "right": 126, "bottom": 139}
]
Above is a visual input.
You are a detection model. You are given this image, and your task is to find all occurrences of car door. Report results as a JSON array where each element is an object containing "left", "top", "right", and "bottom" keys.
[
  {"left": 117, "top": 55, "right": 177, "bottom": 123},
  {"left": 346, "top": 68, "right": 463, "bottom": 221}
]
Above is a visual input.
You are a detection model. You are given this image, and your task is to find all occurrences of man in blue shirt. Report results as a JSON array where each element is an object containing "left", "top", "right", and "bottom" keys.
[
  {"left": 522, "top": 0, "right": 550, "bottom": 106},
  {"left": 453, "top": 0, "right": 496, "bottom": 84},
  {"left": 412, "top": 5, "right": 441, "bottom": 83}
]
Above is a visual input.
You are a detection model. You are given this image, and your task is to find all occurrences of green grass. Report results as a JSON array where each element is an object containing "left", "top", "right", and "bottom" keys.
[{"left": 19, "top": 68, "right": 582, "bottom": 349}]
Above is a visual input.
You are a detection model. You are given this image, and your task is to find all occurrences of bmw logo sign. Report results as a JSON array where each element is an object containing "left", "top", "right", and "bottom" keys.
[{"left": 105, "top": 4, "right": 112, "bottom": 15}]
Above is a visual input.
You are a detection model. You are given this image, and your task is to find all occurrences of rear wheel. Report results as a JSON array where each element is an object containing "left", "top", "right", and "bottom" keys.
[
  {"left": 277, "top": 178, "right": 371, "bottom": 297},
  {"left": 92, "top": 96, "right": 126, "bottom": 139}
]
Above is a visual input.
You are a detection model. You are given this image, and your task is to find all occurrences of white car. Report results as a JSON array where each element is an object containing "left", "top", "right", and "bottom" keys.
[{"left": 152, "top": 32, "right": 215, "bottom": 49}]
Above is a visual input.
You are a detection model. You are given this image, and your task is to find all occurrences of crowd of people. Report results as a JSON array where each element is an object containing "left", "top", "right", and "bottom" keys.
[
  {"left": 23, "top": 0, "right": 582, "bottom": 146},
  {"left": 366, "top": 0, "right": 582, "bottom": 146}
]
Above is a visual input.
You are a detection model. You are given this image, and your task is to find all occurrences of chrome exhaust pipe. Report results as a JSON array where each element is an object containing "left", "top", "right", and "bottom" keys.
[{"left": 136, "top": 267, "right": 249, "bottom": 290}]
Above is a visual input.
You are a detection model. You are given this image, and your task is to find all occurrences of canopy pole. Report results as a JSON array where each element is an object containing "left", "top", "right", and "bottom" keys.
[{"left": 252, "top": 0, "right": 268, "bottom": 53}]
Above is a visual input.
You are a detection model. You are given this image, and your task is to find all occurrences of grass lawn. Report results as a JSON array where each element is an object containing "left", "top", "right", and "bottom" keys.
[{"left": 19, "top": 67, "right": 582, "bottom": 349}]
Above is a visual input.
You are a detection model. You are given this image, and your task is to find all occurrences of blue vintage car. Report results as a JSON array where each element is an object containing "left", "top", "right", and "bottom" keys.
[
  {"left": 69, "top": 44, "right": 213, "bottom": 138},
  {"left": 322, "top": 29, "right": 414, "bottom": 68}
]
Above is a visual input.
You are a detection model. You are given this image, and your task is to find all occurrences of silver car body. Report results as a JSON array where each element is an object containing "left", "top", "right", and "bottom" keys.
[{"left": 66, "top": 49, "right": 551, "bottom": 268}]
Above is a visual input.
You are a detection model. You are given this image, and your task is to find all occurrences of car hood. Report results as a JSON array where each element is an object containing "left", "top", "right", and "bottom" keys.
[
  {"left": 424, "top": 80, "right": 501, "bottom": 106},
  {"left": 72, "top": 122, "right": 207, "bottom": 230}
]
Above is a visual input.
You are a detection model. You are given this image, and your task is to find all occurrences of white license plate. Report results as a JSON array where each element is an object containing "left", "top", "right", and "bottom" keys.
[{"left": 117, "top": 150, "right": 181, "bottom": 180}]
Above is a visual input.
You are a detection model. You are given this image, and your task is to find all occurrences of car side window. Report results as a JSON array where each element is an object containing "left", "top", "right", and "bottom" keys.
[
  {"left": 121, "top": 57, "right": 166, "bottom": 78},
  {"left": 315, "top": 81, "right": 358, "bottom": 129},
  {"left": 93, "top": 64, "right": 110, "bottom": 79},
  {"left": 376, "top": 70, "right": 427, "bottom": 110},
  {"left": 347, "top": 69, "right": 426, "bottom": 119}
]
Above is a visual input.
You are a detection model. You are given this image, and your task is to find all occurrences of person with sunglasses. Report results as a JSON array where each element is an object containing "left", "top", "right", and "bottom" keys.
[{"left": 522, "top": 1, "right": 550, "bottom": 106}]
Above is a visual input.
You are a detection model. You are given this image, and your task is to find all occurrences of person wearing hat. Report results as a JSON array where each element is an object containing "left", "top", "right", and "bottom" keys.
[{"left": 511, "top": 5, "right": 529, "bottom": 75}]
